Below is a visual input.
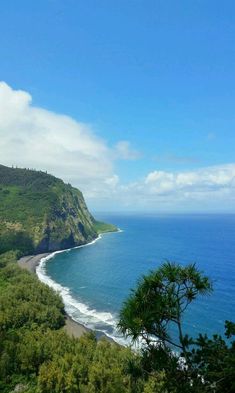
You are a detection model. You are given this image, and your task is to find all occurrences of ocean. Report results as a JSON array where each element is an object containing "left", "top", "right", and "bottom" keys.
[{"left": 37, "top": 214, "right": 235, "bottom": 346}]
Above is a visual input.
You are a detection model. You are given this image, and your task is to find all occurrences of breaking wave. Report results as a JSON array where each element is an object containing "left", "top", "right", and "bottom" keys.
[{"left": 36, "top": 232, "right": 130, "bottom": 347}]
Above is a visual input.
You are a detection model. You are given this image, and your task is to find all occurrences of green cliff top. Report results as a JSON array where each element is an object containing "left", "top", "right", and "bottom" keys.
[{"left": 0, "top": 164, "right": 117, "bottom": 255}]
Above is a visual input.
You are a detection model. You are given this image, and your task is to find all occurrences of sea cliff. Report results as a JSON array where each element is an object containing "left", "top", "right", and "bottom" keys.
[{"left": 0, "top": 164, "right": 116, "bottom": 255}]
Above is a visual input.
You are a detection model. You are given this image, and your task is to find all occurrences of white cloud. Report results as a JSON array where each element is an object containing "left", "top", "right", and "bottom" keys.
[
  {"left": 0, "top": 82, "right": 129, "bottom": 201},
  {"left": 1, "top": 82, "right": 235, "bottom": 212},
  {"left": 145, "top": 165, "right": 235, "bottom": 194},
  {"left": 115, "top": 140, "right": 141, "bottom": 160},
  {"left": 99, "top": 164, "right": 235, "bottom": 211},
  {"left": 0, "top": 82, "right": 143, "bottom": 205},
  {"left": 116, "top": 164, "right": 235, "bottom": 210},
  {"left": 104, "top": 174, "right": 119, "bottom": 188}
]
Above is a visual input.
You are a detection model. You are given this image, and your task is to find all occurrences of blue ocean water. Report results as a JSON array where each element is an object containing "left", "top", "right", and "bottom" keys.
[{"left": 37, "top": 214, "right": 235, "bottom": 345}]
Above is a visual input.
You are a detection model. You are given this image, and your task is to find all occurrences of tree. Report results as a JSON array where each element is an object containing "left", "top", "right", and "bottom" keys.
[
  {"left": 188, "top": 322, "right": 235, "bottom": 393},
  {"left": 119, "top": 262, "right": 212, "bottom": 361},
  {"left": 119, "top": 262, "right": 235, "bottom": 392}
]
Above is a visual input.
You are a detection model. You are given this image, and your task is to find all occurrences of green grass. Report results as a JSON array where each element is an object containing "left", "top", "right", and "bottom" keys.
[{"left": 93, "top": 220, "right": 118, "bottom": 234}]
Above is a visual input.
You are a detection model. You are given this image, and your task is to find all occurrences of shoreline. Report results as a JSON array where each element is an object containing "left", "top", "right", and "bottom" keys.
[
  {"left": 17, "top": 228, "right": 122, "bottom": 275},
  {"left": 18, "top": 253, "right": 49, "bottom": 273},
  {"left": 17, "top": 232, "right": 120, "bottom": 343},
  {"left": 17, "top": 252, "right": 93, "bottom": 339}
]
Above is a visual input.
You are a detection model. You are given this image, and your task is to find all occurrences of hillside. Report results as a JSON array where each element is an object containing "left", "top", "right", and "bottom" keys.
[{"left": 0, "top": 164, "right": 116, "bottom": 255}]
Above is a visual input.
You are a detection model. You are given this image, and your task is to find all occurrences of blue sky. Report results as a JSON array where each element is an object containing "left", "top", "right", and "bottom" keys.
[{"left": 0, "top": 1, "right": 235, "bottom": 212}]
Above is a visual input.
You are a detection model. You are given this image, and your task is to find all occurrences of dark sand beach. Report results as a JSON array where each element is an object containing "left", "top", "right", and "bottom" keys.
[{"left": 18, "top": 253, "right": 49, "bottom": 273}]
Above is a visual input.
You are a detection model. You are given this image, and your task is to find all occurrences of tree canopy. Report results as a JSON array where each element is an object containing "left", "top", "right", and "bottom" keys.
[
  {"left": 119, "top": 262, "right": 212, "bottom": 353},
  {"left": 119, "top": 261, "right": 235, "bottom": 392},
  {"left": 0, "top": 252, "right": 234, "bottom": 393}
]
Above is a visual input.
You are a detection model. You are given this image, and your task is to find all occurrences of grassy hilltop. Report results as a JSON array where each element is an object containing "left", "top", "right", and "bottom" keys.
[{"left": 0, "top": 164, "right": 116, "bottom": 255}]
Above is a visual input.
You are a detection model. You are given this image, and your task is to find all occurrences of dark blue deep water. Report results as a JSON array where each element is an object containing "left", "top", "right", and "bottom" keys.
[{"left": 38, "top": 214, "right": 235, "bottom": 345}]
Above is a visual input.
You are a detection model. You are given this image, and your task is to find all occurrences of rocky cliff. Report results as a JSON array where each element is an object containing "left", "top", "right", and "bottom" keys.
[{"left": 0, "top": 164, "right": 116, "bottom": 255}]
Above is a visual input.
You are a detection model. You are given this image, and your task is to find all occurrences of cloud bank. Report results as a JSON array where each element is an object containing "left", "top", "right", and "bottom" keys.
[
  {"left": 0, "top": 82, "right": 120, "bottom": 196},
  {"left": 104, "top": 164, "right": 235, "bottom": 212},
  {"left": 145, "top": 165, "right": 235, "bottom": 195},
  {"left": 0, "top": 82, "right": 234, "bottom": 212}
]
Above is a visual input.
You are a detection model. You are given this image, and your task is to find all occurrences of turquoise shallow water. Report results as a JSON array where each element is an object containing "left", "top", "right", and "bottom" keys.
[{"left": 37, "top": 214, "right": 235, "bottom": 345}]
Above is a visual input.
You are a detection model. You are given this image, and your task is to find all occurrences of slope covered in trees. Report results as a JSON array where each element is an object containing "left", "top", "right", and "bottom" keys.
[
  {"left": 0, "top": 252, "right": 144, "bottom": 393},
  {"left": 0, "top": 252, "right": 234, "bottom": 392},
  {"left": 0, "top": 164, "right": 116, "bottom": 255}
]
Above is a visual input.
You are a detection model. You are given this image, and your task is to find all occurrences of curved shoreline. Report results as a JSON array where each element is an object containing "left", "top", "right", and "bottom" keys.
[
  {"left": 18, "top": 231, "right": 123, "bottom": 343},
  {"left": 17, "top": 251, "right": 90, "bottom": 338}
]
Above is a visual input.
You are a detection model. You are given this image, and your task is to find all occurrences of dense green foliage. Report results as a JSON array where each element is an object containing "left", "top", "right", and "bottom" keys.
[
  {"left": 119, "top": 262, "right": 212, "bottom": 353},
  {"left": 0, "top": 165, "right": 117, "bottom": 255},
  {"left": 119, "top": 262, "right": 235, "bottom": 392},
  {"left": 0, "top": 252, "right": 234, "bottom": 392},
  {"left": 0, "top": 252, "right": 145, "bottom": 393},
  {"left": 0, "top": 165, "right": 58, "bottom": 189},
  {"left": 0, "top": 166, "right": 233, "bottom": 393}
]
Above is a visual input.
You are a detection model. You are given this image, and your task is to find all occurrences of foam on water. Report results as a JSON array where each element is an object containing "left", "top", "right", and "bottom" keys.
[
  {"left": 36, "top": 214, "right": 235, "bottom": 351},
  {"left": 36, "top": 232, "right": 130, "bottom": 347}
]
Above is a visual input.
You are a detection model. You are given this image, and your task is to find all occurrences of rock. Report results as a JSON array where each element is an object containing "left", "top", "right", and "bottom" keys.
[{"left": 11, "top": 383, "right": 28, "bottom": 393}]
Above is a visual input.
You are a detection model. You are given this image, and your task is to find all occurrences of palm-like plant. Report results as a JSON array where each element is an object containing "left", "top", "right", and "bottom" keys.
[{"left": 119, "top": 262, "right": 212, "bottom": 361}]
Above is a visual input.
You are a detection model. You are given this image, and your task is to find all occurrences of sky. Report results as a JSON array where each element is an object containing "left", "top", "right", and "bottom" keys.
[{"left": 0, "top": 0, "right": 235, "bottom": 212}]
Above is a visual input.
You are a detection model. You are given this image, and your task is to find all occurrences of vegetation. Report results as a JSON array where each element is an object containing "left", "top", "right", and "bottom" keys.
[
  {"left": 0, "top": 164, "right": 233, "bottom": 392},
  {"left": 0, "top": 252, "right": 143, "bottom": 393},
  {"left": 0, "top": 165, "right": 117, "bottom": 256},
  {"left": 0, "top": 252, "right": 234, "bottom": 392},
  {"left": 119, "top": 262, "right": 212, "bottom": 355},
  {"left": 93, "top": 220, "right": 118, "bottom": 234},
  {"left": 119, "top": 262, "right": 235, "bottom": 392}
]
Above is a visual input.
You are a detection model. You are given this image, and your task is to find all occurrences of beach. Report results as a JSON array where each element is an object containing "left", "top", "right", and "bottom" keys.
[
  {"left": 18, "top": 253, "right": 90, "bottom": 339},
  {"left": 18, "top": 253, "right": 49, "bottom": 273}
]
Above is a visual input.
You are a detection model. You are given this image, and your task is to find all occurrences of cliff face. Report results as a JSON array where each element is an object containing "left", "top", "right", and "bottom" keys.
[
  {"left": 35, "top": 182, "right": 97, "bottom": 253},
  {"left": 0, "top": 165, "right": 114, "bottom": 255}
]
